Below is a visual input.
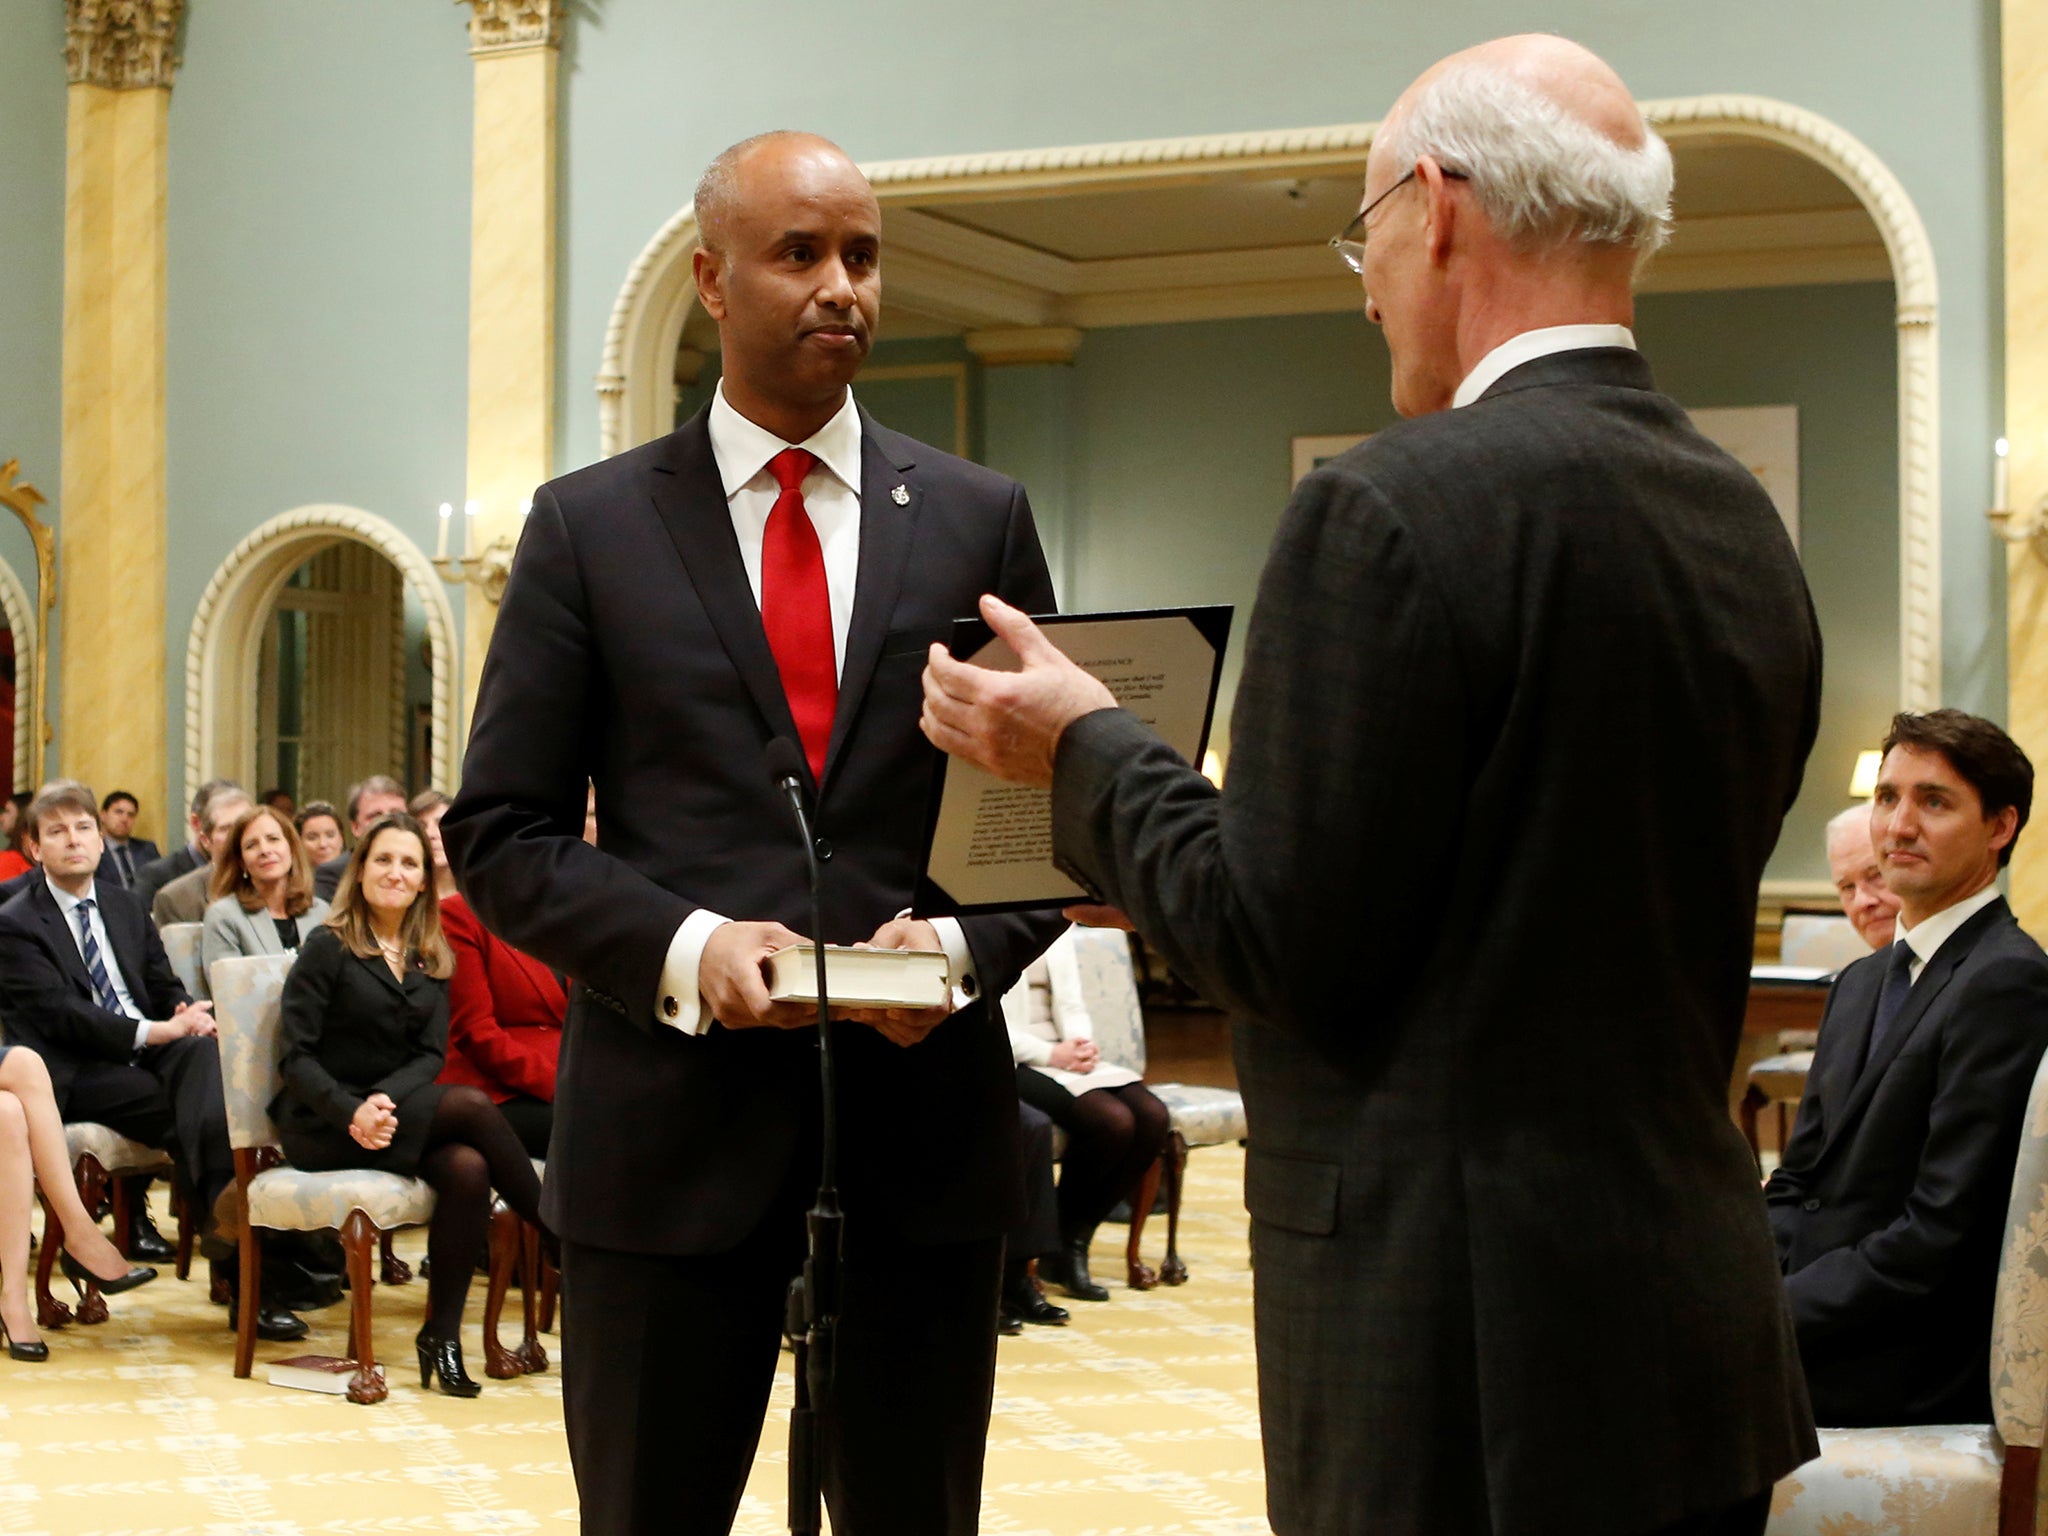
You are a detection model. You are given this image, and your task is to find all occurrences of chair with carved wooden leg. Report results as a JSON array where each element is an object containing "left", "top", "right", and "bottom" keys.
[
  {"left": 211, "top": 954, "right": 435, "bottom": 1403},
  {"left": 480, "top": 1158, "right": 549, "bottom": 1379},
  {"left": 34, "top": 1126, "right": 186, "bottom": 1330}
]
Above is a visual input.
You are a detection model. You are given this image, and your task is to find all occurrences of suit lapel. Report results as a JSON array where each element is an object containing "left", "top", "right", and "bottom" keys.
[
  {"left": 648, "top": 412, "right": 804, "bottom": 752},
  {"left": 1816, "top": 901, "right": 2009, "bottom": 1163},
  {"left": 31, "top": 884, "right": 92, "bottom": 994},
  {"left": 821, "top": 418, "right": 919, "bottom": 795}
]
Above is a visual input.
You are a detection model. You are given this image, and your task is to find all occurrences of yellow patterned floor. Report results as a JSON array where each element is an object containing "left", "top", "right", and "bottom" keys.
[{"left": 2, "top": 1145, "right": 1265, "bottom": 1535}]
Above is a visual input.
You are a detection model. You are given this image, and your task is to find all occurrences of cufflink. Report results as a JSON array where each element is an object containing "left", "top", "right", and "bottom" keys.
[
  {"left": 662, "top": 995, "right": 681, "bottom": 1020},
  {"left": 960, "top": 974, "right": 978, "bottom": 998}
]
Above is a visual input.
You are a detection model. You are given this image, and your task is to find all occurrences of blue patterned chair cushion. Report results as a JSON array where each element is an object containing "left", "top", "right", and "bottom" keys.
[
  {"left": 1767, "top": 1425, "right": 2001, "bottom": 1535},
  {"left": 65, "top": 1122, "right": 174, "bottom": 1176},
  {"left": 246, "top": 1166, "right": 435, "bottom": 1233},
  {"left": 1153, "top": 1083, "right": 1247, "bottom": 1146}
]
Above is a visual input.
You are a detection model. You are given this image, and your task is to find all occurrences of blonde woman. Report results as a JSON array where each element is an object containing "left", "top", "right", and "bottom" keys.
[
  {"left": 270, "top": 814, "right": 545, "bottom": 1396},
  {"left": 200, "top": 804, "right": 331, "bottom": 983}
]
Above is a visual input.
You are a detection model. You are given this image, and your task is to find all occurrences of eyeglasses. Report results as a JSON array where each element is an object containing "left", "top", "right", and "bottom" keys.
[{"left": 1328, "top": 167, "right": 1470, "bottom": 274}]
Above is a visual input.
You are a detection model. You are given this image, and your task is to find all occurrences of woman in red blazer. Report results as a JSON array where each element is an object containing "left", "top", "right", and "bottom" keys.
[{"left": 417, "top": 791, "right": 562, "bottom": 1159}]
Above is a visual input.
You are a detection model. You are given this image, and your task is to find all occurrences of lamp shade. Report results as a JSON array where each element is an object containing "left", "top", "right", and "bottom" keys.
[{"left": 1849, "top": 750, "right": 1882, "bottom": 798}]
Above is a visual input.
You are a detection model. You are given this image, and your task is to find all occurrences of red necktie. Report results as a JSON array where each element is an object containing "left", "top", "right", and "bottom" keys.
[{"left": 761, "top": 447, "right": 837, "bottom": 781}]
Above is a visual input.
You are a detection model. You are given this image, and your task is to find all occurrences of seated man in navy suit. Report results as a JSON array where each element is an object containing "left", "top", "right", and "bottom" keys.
[
  {"left": 96, "top": 790, "right": 161, "bottom": 890},
  {"left": 1768, "top": 710, "right": 2048, "bottom": 1425}
]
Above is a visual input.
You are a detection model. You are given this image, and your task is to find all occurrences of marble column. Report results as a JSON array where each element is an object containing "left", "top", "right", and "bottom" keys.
[
  {"left": 59, "top": 0, "right": 181, "bottom": 842},
  {"left": 459, "top": 0, "right": 561, "bottom": 732},
  {"left": 2003, "top": 1, "right": 2048, "bottom": 932}
]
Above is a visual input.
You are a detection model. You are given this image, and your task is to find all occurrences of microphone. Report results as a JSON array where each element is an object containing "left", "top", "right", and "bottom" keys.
[{"left": 763, "top": 736, "right": 840, "bottom": 1536}]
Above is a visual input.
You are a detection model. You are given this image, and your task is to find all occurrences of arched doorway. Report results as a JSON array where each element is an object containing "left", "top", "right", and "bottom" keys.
[
  {"left": 598, "top": 95, "right": 1940, "bottom": 711},
  {"left": 0, "top": 556, "right": 36, "bottom": 793},
  {"left": 186, "top": 506, "right": 459, "bottom": 816}
]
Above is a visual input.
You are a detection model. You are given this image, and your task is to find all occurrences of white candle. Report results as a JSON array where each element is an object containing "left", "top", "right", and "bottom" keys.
[
  {"left": 1995, "top": 438, "right": 2010, "bottom": 513},
  {"left": 436, "top": 502, "right": 452, "bottom": 561},
  {"left": 464, "top": 499, "right": 480, "bottom": 560}
]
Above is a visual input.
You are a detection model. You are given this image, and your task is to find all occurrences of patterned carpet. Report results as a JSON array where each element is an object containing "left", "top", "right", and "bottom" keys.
[{"left": 3, "top": 1144, "right": 1265, "bottom": 1535}]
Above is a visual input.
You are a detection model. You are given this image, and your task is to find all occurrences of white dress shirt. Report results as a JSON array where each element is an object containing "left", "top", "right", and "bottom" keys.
[
  {"left": 654, "top": 382, "right": 973, "bottom": 1035},
  {"left": 1451, "top": 323, "right": 1638, "bottom": 409},
  {"left": 48, "top": 875, "right": 150, "bottom": 1052},
  {"left": 1894, "top": 882, "right": 2004, "bottom": 985}
]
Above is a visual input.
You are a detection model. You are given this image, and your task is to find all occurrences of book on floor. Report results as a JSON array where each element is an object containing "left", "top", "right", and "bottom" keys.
[
  {"left": 765, "top": 944, "right": 951, "bottom": 1009},
  {"left": 265, "top": 1354, "right": 357, "bottom": 1394}
]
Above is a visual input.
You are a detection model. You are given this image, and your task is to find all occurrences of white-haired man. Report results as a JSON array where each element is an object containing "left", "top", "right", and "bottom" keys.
[
  {"left": 920, "top": 34, "right": 1820, "bottom": 1536},
  {"left": 1828, "top": 803, "right": 1900, "bottom": 951}
]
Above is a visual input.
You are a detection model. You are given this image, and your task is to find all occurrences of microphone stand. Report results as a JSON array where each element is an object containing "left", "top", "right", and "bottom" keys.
[{"left": 773, "top": 765, "right": 841, "bottom": 1536}]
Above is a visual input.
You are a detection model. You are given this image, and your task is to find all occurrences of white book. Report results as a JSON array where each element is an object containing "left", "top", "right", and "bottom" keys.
[
  {"left": 765, "top": 944, "right": 951, "bottom": 1009},
  {"left": 265, "top": 1354, "right": 357, "bottom": 1394}
]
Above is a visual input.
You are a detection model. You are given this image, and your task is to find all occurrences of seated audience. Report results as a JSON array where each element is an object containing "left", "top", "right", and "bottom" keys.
[
  {"left": 1827, "top": 802, "right": 1901, "bottom": 952},
  {"left": 417, "top": 789, "right": 562, "bottom": 1161},
  {"left": 295, "top": 801, "right": 345, "bottom": 868},
  {"left": 0, "top": 781, "right": 311, "bottom": 1338},
  {"left": 1004, "top": 933, "right": 1171, "bottom": 1301},
  {"left": 200, "top": 804, "right": 331, "bottom": 986},
  {"left": 134, "top": 779, "right": 243, "bottom": 911},
  {"left": 0, "top": 793, "right": 37, "bottom": 881},
  {"left": 96, "top": 789, "right": 160, "bottom": 890},
  {"left": 0, "top": 1042, "right": 156, "bottom": 1361},
  {"left": 1769, "top": 710, "right": 2048, "bottom": 1425},
  {"left": 998, "top": 1101, "right": 1069, "bottom": 1334},
  {"left": 152, "top": 785, "right": 254, "bottom": 927},
  {"left": 312, "top": 776, "right": 407, "bottom": 902},
  {"left": 273, "top": 812, "right": 546, "bottom": 1396}
]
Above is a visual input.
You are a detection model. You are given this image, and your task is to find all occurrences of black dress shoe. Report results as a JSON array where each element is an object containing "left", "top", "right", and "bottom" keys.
[
  {"left": 224, "top": 1294, "right": 311, "bottom": 1342},
  {"left": 59, "top": 1252, "right": 158, "bottom": 1296},
  {"left": 416, "top": 1327, "right": 482, "bottom": 1397},
  {"left": 996, "top": 1307, "right": 1024, "bottom": 1337},
  {"left": 1043, "top": 1237, "right": 1111, "bottom": 1302},
  {"left": 0, "top": 1320, "right": 48, "bottom": 1362},
  {"left": 1003, "top": 1270, "right": 1070, "bottom": 1326},
  {"left": 126, "top": 1212, "right": 176, "bottom": 1263}
]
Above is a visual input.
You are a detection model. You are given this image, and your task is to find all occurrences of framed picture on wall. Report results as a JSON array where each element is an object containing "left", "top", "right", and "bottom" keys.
[
  {"left": 1292, "top": 433, "right": 1370, "bottom": 487},
  {"left": 1687, "top": 405, "right": 1801, "bottom": 547}
]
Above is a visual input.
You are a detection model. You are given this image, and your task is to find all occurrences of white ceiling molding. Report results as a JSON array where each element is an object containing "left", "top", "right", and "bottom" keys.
[{"left": 599, "top": 94, "right": 1939, "bottom": 708}]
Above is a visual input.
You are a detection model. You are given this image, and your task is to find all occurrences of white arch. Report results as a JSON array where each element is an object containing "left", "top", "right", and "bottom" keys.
[
  {"left": 598, "top": 95, "right": 1942, "bottom": 710},
  {"left": 184, "top": 505, "right": 460, "bottom": 814},
  {"left": 0, "top": 556, "right": 37, "bottom": 791}
]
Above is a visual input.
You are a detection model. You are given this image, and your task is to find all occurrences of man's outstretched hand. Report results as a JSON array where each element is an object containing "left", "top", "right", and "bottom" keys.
[{"left": 920, "top": 594, "right": 1117, "bottom": 788}]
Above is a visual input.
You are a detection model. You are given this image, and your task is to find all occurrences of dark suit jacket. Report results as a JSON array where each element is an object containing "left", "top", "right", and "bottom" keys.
[
  {"left": 99, "top": 837, "right": 161, "bottom": 889},
  {"left": 445, "top": 406, "right": 1066, "bottom": 1255},
  {"left": 1767, "top": 897, "right": 2048, "bottom": 1425},
  {"left": 312, "top": 853, "right": 348, "bottom": 903},
  {"left": 134, "top": 844, "right": 202, "bottom": 911},
  {"left": 272, "top": 926, "right": 448, "bottom": 1174},
  {"left": 0, "top": 877, "right": 192, "bottom": 1109},
  {"left": 1049, "top": 349, "right": 1822, "bottom": 1536}
]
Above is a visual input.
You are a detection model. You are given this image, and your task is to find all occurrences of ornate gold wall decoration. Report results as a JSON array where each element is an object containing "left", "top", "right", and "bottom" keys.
[
  {"left": 460, "top": 0, "right": 564, "bottom": 55},
  {"left": 0, "top": 460, "right": 58, "bottom": 779},
  {"left": 64, "top": 0, "right": 183, "bottom": 90}
]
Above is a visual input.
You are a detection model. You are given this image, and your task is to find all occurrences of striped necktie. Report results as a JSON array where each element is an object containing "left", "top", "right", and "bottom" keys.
[{"left": 75, "top": 899, "right": 125, "bottom": 1015}]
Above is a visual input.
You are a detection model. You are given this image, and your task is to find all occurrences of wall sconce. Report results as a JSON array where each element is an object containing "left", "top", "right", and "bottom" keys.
[
  {"left": 1986, "top": 437, "right": 2048, "bottom": 559},
  {"left": 431, "top": 498, "right": 519, "bottom": 605},
  {"left": 1849, "top": 750, "right": 1881, "bottom": 798}
]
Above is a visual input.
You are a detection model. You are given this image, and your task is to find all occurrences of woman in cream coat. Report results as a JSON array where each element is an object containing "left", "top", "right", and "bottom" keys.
[
  {"left": 1005, "top": 929, "right": 1170, "bottom": 1302},
  {"left": 201, "top": 805, "right": 330, "bottom": 990}
]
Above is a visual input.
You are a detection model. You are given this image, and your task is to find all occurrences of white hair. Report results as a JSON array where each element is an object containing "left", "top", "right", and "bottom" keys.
[
  {"left": 1825, "top": 804, "right": 1873, "bottom": 848},
  {"left": 1377, "top": 59, "right": 1673, "bottom": 259}
]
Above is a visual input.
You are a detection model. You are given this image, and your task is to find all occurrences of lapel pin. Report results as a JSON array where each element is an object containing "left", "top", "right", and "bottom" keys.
[{"left": 891, "top": 484, "right": 910, "bottom": 506}]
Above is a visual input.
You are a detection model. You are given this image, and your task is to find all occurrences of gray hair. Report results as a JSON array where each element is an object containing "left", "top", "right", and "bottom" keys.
[
  {"left": 191, "top": 776, "right": 245, "bottom": 823},
  {"left": 1378, "top": 60, "right": 1672, "bottom": 259},
  {"left": 1826, "top": 804, "right": 1873, "bottom": 847}
]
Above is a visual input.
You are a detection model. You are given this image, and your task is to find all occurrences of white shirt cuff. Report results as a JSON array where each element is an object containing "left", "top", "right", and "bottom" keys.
[
  {"left": 929, "top": 916, "right": 978, "bottom": 1008},
  {"left": 132, "top": 1017, "right": 152, "bottom": 1054},
  {"left": 655, "top": 909, "right": 732, "bottom": 1035}
]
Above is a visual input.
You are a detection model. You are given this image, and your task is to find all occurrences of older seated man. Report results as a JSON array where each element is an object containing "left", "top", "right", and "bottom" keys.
[
  {"left": 1769, "top": 711, "right": 2048, "bottom": 1425},
  {"left": 1826, "top": 803, "right": 1900, "bottom": 952}
]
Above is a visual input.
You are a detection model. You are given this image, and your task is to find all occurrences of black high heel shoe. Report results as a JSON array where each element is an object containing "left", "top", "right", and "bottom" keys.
[
  {"left": 0, "top": 1318, "right": 49, "bottom": 1362},
  {"left": 416, "top": 1327, "right": 482, "bottom": 1398},
  {"left": 59, "top": 1251, "right": 157, "bottom": 1296}
]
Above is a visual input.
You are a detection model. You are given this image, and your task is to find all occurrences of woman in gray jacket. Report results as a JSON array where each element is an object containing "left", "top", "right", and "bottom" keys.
[{"left": 201, "top": 804, "right": 330, "bottom": 990}]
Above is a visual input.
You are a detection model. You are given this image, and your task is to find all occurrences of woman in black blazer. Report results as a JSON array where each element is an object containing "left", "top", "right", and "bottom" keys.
[{"left": 273, "top": 813, "right": 545, "bottom": 1396}]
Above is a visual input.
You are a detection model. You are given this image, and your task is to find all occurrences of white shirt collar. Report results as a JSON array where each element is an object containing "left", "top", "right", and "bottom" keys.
[
  {"left": 707, "top": 380, "right": 863, "bottom": 500},
  {"left": 46, "top": 874, "right": 99, "bottom": 915},
  {"left": 1451, "top": 324, "right": 1638, "bottom": 409},
  {"left": 1896, "top": 882, "right": 2003, "bottom": 971}
]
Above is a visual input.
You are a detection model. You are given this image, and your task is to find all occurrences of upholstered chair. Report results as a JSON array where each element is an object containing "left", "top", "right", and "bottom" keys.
[
  {"left": 158, "top": 920, "right": 205, "bottom": 1000},
  {"left": 1742, "top": 1049, "right": 1817, "bottom": 1167},
  {"left": 480, "top": 1159, "right": 550, "bottom": 1379},
  {"left": 34, "top": 1123, "right": 189, "bottom": 1329},
  {"left": 211, "top": 953, "right": 437, "bottom": 1403},
  {"left": 1061, "top": 925, "right": 1248, "bottom": 1288},
  {"left": 1779, "top": 913, "right": 1872, "bottom": 973},
  {"left": 1765, "top": 1044, "right": 2048, "bottom": 1535}
]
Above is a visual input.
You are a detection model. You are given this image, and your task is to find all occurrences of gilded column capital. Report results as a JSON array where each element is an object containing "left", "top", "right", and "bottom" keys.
[
  {"left": 460, "top": 0, "right": 564, "bottom": 55},
  {"left": 64, "top": 0, "right": 183, "bottom": 90}
]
